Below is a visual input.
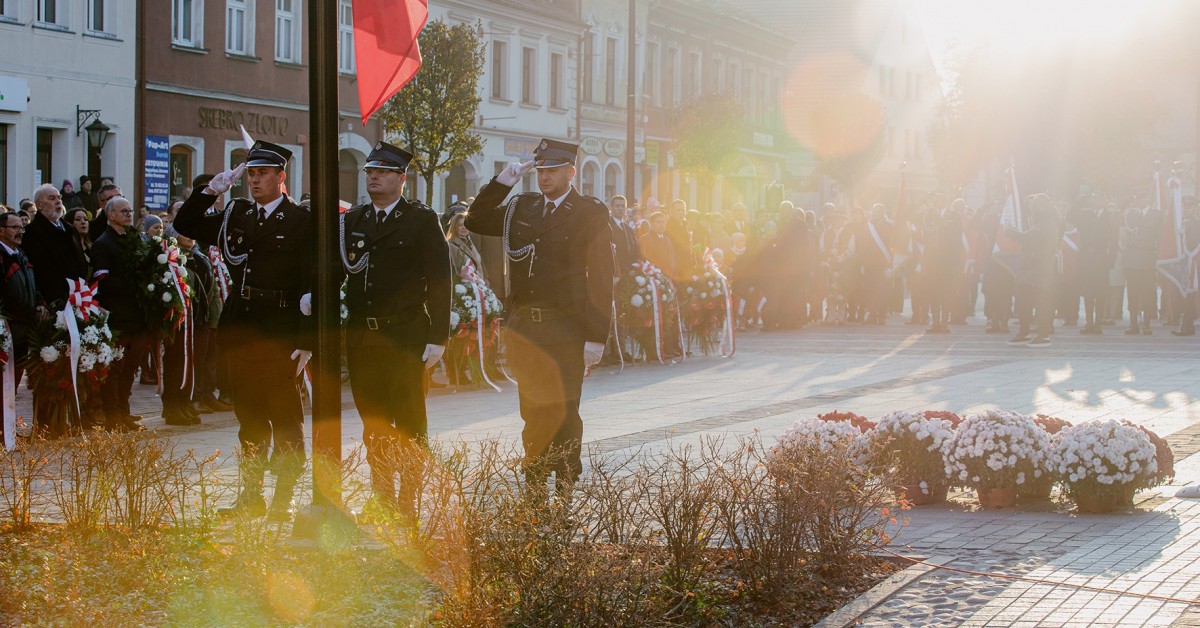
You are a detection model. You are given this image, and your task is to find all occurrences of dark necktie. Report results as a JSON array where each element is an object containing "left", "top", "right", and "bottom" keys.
[
  {"left": 377, "top": 210, "right": 386, "bottom": 226},
  {"left": 257, "top": 207, "right": 266, "bottom": 227},
  {"left": 544, "top": 201, "right": 555, "bottom": 218}
]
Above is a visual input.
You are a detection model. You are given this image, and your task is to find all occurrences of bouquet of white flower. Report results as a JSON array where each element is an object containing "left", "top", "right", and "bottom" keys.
[
  {"left": 869, "top": 410, "right": 956, "bottom": 494},
  {"left": 26, "top": 301, "right": 122, "bottom": 435},
  {"left": 944, "top": 410, "right": 1051, "bottom": 493},
  {"left": 1053, "top": 420, "right": 1158, "bottom": 512}
]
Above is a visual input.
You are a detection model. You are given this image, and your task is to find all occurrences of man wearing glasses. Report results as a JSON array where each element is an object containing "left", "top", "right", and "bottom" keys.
[
  {"left": 89, "top": 197, "right": 147, "bottom": 433},
  {"left": 23, "top": 183, "right": 87, "bottom": 306},
  {"left": 0, "top": 212, "right": 37, "bottom": 444}
]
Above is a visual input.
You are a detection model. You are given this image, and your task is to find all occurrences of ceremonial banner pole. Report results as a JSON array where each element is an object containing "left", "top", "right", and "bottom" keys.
[{"left": 295, "top": 0, "right": 344, "bottom": 537}]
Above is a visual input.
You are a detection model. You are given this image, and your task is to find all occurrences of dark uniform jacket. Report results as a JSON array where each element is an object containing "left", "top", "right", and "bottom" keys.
[
  {"left": 0, "top": 245, "right": 38, "bottom": 343},
  {"left": 23, "top": 212, "right": 87, "bottom": 306},
  {"left": 1122, "top": 207, "right": 1163, "bottom": 271},
  {"left": 174, "top": 189, "right": 314, "bottom": 352},
  {"left": 610, "top": 217, "right": 640, "bottom": 276},
  {"left": 340, "top": 198, "right": 451, "bottom": 348},
  {"left": 465, "top": 179, "right": 614, "bottom": 345},
  {"left": 90, "top": 227, "right": 146, "bottom": 334}
]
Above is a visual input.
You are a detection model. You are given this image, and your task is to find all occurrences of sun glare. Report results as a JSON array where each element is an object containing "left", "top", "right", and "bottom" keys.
[{"left": 919, "top": 0, "right": 1159, "bottom": 55}]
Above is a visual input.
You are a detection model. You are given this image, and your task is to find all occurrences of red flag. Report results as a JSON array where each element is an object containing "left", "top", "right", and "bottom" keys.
[{"left": 353, "top": 0, "right": 429, "bottom": 124}]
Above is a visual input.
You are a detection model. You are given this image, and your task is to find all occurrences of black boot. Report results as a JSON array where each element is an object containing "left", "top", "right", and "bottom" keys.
[
  {"left": 267, "top": 473, "right": 298, "bottom": 523},
  {"left": 220, "top": 458, "right": 267, "bottom": 518}
]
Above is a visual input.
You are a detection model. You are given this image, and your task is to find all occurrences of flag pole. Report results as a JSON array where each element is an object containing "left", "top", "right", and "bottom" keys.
[{"left": 294, "top": 0, "right": 348, "bottom": 539}]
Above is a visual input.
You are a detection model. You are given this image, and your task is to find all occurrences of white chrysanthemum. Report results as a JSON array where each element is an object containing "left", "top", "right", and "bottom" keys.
[
  {"left": 630, "top": 294, "right": 644, "bottom": 307},
  {"left": 147, "top": 283, "right": 156, "bottom": 291},
  {"left": 40, "top": 345, "right": 61, "bottom": 363},
  {"left": 162, "top": 292, "right": 173, "bottom": 302},
  {"left": 455, "top": 284, "right": 467, "bottom": 295},
  {"left": 634, "top": 276, "right": 647, "bottom": 286},
  {"left": 54, "top": 311, "right": 68, "bottom": 330},
  {"left": 449, "top": 311, "right": 460, "bottom": 327},
  {"left": 156, "top": 253, "right": 169, "bottom": 264}
]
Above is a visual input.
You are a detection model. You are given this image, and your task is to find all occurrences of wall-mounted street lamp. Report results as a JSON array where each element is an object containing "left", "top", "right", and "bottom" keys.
[
  {"left": 76, "top": 105, "right": 102, "bottom": 136},
  {"left": 85, "top": 118, "right": 111, "bottom": 151}
]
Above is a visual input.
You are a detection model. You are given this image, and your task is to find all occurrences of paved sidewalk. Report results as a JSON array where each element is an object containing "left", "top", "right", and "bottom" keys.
[{"left": 18, "top": 316, "right": 1200, "bottom": 625}]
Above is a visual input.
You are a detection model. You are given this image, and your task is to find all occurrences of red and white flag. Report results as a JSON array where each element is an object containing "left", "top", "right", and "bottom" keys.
[
  {"left": 354, "top": 0, "right": 429, "bottom": 124},
  {"left": 1156, "top": 172, "right": 1197, "bottom": 295},
  {"left": 992, "top": 161, "right": 1022, "bottom": 277}
]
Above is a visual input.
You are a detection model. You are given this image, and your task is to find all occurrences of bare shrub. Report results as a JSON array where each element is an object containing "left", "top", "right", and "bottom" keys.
[
  {"left": 51, "top": 433, "right": 118, "bottom": 531},
  {"left": 160, "top": 447, "right": 226, "bottom": 538},
  {"left": 0, "top": 437, "right": 54, "bottom": 528},
  {"left": 644, "top": 442, "right": 722, "bottom": 597},
  {"left": 106, "top": 431, "right": 178, "bottom": 528}
]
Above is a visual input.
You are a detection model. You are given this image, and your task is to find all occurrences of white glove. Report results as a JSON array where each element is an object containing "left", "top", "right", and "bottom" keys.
[
  {"left": 496, "top": 160, "right": 536, "bottom": 187},
  {"left": 290, "top": 349, "right": 312, "bottom": 378},
  {"left": 421, "top": 344, "right": 446, "bottom": 369},
  {"left": 299, "top": 293, "right": 312, "bottom": 316},
  {"left": 204, "top": 164, "right": 245, "bottom": 195},
  {"left": 583, "top": 342, "right": 605, "bottom": 367}
]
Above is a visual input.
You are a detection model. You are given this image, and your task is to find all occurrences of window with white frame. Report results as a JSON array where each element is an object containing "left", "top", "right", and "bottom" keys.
[
  {"left": 275, "top": 0, "right": 300, "bottom": 63},
  {"left": 0, "top": 0, "right": 16, "bottom": 20},
  {"left": 173, "top": 0, "right": 202, "bottom": 47},
  {"left": 491, "top": 40, "right": 508, "bottom": 100},
  {"left": 582, "top": 33, "right": 595, "bottom": 103},
  {"left": 644, "top": 41, "right": 657, "bottom": 103},
  {"left": 226, "top": 0, "right": 252, "bottom": 56},
  {"left": 88, "top": 0, "right": 111, "bottom": 33},
  {"left": 338, "top": 0, "right": 354, "bottom": 73},
  {"left": 37, "top": 0, "right": 63, "bottom": 25},
  {"left": 605, "top": 37, "right": 617, "bottom": 106},
  {"left": 549, "top": 52, "right": 563, "bottom": 109},
  {"left": 521, "top": 46, "right": 536, "bottom": 105},
  {"left": 688, "top": 51, "right": 701, "bottom": 98}
]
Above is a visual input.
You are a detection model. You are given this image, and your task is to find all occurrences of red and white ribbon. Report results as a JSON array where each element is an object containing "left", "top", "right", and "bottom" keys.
[
  {"left": 2, "top": 319, "right": 14, "bottom": 450},
  {"left": 461, "top": 260, "right": 501, "bottom": 392},
  {"left": 636, "top": 261, "right": 666, "bottom": 364},
  {"left": 703, "top": 250, "right": 736, "bottom": 358},
  {"left": 63, "top": 278, "right": 102, "bottom": 418}
]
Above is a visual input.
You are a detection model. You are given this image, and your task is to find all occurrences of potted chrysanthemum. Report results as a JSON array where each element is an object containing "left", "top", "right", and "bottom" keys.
[
  {"left": 944, "top": 410, "right": 1051, "bottom": 508},
  {"left": 1053, "top": 420, "right": 1159, "bottom": 513},
  {"left": 869, "top": 410, "right": 955, "bottom": 504}
]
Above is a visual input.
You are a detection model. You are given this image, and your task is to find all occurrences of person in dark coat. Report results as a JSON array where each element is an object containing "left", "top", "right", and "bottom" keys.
[
  {"left": 77, "top": 176, "right": 100, "bottom": 215},
  {"left": 173, "top": 141, "right": 314, "bottom": 521},
  {"left": 1070, "top": 195, "right": 1117, "bottom": 334},
  {"left": 1006, "top": 194, "right": 1063, "bottom": 346},
  {"left": 0, "top": 211, "right": 38, "bottom": 443},
  {"left": 465, "top": 138, "right": 614, "bottom": 498},
  {"left": 1121, "top": 188, "right": 1162, "bottom": 335},
  {"left": 23, "top": 184, "right": 88, "bottom": 306},
  {"left": 158, "top": 224, "right": 214, "bottom": 426},
  {"left": 340, "top": 142, "right": 451, "bottom": 519},
  {"left": 921, "top": 197, "right": 965, "bottom": 334},
  {"left": 89, "top": 197, "right": 149, "bottom": 432}
]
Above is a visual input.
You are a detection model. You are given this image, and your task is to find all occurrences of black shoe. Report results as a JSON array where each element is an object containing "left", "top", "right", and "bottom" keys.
[
  {"left": 1007, "top": 334, "right": 1032, "bottom": 346},
  {"left": 1173, "top": 329, "right": 1196, "bottom": 337},
  {"left": 1143, "top": 327, "right": 1153, "bottom": 336},
  {"left": 180, "top": 404, "right": 202, "bottom": 420},
  {"left": 163, "top": 409, "right": 192, "bottom": 426},
  {"left": 219, "top": 492, "right": 267, "bottom": 519},
  {"left": 1027, "top": 336, "right": 1051, "bottom": 347},
  {"left": 203, "top": 396, "right": 234, "bottom": 412},
  {"left": 192, "top": 400, "right": 214, "bottom": 415}
]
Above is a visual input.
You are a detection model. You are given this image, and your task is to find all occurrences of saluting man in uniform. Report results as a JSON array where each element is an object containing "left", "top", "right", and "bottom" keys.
[
  {"left": 174, "top": 141, "right": 314, "bottom": 521},
  {"left": 465, "top": 139, "right": 614, "bottom": 496},
  {"left": 340, "top": 141, "right": 451, "bottom": 518}
]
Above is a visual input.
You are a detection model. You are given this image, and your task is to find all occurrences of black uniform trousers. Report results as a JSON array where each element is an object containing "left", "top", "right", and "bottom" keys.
[
  {"left": 506, "top": 313, "right": 585, "bottom": 485},
  {"left": 1126, "top": 268, "right": 1156, "bottom": 328},
  {"left": 100, "top": 332, "right": 150, "bottom": 425},
  {"left": 224, "top": 341, "right": 305, "bottom": 478},
  {"left": 346, "top": 337, "right": 427, "bottom": 502}
]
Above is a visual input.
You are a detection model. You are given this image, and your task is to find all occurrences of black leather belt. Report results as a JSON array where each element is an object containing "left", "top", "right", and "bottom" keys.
[
  {"left": 516, "top": 306, "right": 567, "bottom": 323},
  {"left": 364, "top": 315, "right": 401, "bottom": 330},
  {"left": 239, "top": 286, "right": 291, "bottom": 307}
]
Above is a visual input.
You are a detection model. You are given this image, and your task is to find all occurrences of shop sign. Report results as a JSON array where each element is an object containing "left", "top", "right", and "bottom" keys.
[
  {"left": 603, "top": 139, "right": 624, "bottom": 157},
  {"left": 144, "top": 135, "right": 170, "bottom": 210},
  {"left": 580, "top": 137, "right": 603, "bottom": 155},
  {"left": 197, "top": 107, "right": 290, "bottom": 136}
]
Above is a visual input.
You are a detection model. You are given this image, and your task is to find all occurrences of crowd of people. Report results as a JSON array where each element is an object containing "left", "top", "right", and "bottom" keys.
[{"left": 570, "top": 186, "right": 1200, "bottom": 354}]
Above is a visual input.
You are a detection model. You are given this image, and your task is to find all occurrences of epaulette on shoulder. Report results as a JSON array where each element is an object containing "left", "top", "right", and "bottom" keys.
[
  {"left": 408, "top": 199, "right": 435, "bottom": 213},
  {"left": 581, "top": 194, "right": 609, "bottom": 212}
]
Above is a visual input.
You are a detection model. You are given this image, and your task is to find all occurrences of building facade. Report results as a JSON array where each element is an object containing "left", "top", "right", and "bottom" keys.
[
  {"left": 0, "top": 0, "right": 137, "bottom": 207},
  {"left": 424, "top": 0, "right": 582, "bottom": 209},
  {"left": 143, "top": 0, "right": 381, "bottom": 209}
]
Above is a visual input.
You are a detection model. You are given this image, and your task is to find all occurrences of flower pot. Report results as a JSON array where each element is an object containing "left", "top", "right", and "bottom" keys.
[
  {"left": 977, "top": 486, "right": 1017, "bottom": 509},
  {"left": 899, "top": 481, "right": 948, "bottom": 505},
  {"left": 1017, "top": 478, "right": 1054, "bottom": 504},
  {"left": 1073, "top": 490, "right": 1123, "bottom": 514}
]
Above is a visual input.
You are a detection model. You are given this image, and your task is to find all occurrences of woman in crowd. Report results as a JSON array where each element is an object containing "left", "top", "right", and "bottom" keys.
[
  {"left": 63, "top": 208, "right": 93, "bottom": 276},
  {"left": 444, "top": 212, "right": 494, "bottom": 385}
]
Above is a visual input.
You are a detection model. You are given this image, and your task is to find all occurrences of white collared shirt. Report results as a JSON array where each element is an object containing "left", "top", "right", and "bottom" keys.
[
  {"left": 258, "top": 194, "right": 286, "bottom": 219},
  {"left": 0, "top": 241, "right": 17, "bottom": 256},
  {"left": 544, "top": 191, "right": 570, "bottom": 213},
  {"left": 372, "top": 198, "right": 402, "bottom": 220}
]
